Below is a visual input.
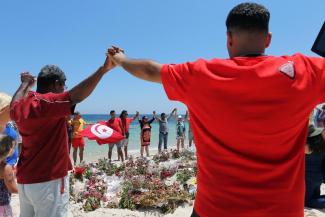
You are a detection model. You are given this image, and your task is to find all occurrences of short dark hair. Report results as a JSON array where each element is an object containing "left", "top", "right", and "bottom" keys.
[
  {"left": 74, "top": 111, "right": 80, "bottom": 116},
  {"left": 0, "top": 134, "right": 14, "bottom": 160},
  {"left": 37, "top": 65, "right": 66, "bottom": 93},
  {"left": 226, "top": 2, "right": 270, "bottom": 32},
  {"left": 110, "top": 110, "right": 115, "bottom": 114}
]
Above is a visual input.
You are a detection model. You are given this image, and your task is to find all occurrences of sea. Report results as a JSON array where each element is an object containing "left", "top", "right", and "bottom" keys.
[{"left": 80, "top": 114, "right": 191, "bottom": 159}]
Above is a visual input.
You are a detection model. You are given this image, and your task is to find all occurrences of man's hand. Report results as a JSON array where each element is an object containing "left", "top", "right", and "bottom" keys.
[
  {"left": 20, "top": 72, "right": 36, "bottom": 87},
  {"left": 107, "top": 46, "right": 127, "bottom": 66},
  {"left": 102, "top": 55, "right": 116, "bottom": 72},
  {"left": 107, "top": 45, "right": 163, "bottom": 83}
]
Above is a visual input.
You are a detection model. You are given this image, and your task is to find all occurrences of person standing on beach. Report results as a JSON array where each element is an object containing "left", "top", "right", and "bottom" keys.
[
  {"left": 107, "top": 110, "right": 124, "bottom": 163},
  {"left": 185, "top": 110, "right": 194, "bottom": 148},
  {"left": 70, "top": 112, "right": 87, "bottom": 165},
  {"left": 10, "top": 53, "right": 115, "bottom": 217},
  {"left": 153, "top": 108, "right": 176, "bottom": 153},
  {"left": 175, "top": 115, "right": 186, "bottom": 151},
  {"left": 67, "top": 116, "right": 73, "bottom": 154},
  {"left": 108, "top": 2, "right": 325, "bottom": 216},
  {"left": 305, "top": 125, "right": 325, "bottom": 208},
  {"left": 138, "top": 115, "right": 155, "bottom": 158},
  {"left": 119, "top": 110, "right": 139, "bottom": 160}
]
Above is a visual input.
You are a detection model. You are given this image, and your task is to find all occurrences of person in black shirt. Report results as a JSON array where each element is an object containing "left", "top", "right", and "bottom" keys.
[
  {"left": 305, "top": 125, "right": 325, "bottom": 208},
  {"left": 138, "top": 116, "right": 154, "bottom": 158}
]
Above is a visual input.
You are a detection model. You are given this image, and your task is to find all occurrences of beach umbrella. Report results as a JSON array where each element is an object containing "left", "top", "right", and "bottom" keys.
[{"left": 81, "top": 121, "right": 124, "bottom": 145}]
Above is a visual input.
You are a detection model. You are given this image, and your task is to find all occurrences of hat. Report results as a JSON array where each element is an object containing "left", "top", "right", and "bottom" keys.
[
  {"left": 178, "top": 115, "right": 182, "bottom": 119},
  {"left": 0, "top": 92, "right": 11, "bottom": 111},
  {"left": 308, "top": 125, "right": 323, "bottom": 138}
]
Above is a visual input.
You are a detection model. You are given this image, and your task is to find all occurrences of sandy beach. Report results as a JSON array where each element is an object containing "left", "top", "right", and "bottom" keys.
[{"left": 11, "top": 194, "right": 325, "bottom": 217}]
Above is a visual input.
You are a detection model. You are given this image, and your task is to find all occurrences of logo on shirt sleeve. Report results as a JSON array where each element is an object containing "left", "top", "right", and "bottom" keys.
[{"left": 279, "top": 61, "right": 295, "bottom": 79}]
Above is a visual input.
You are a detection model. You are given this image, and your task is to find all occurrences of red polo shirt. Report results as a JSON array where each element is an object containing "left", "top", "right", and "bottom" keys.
[
  {"left": 107, "top": 118, "right": 122, "bottom": 134},
  {"left": 10, "top": 91, "right": 74, "bottom": 184},
  {"left": 161, "top": 53, "right": 325, "bottom": 217}
]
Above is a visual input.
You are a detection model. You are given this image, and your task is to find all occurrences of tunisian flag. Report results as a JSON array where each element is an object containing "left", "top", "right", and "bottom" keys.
[{"left": 81, "top": 121, "right": 124, "bottom": 145}]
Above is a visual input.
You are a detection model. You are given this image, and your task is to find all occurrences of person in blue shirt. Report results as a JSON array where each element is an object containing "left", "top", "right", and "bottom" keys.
[{"left": 3, "top": 123, "right": 19, "bottom": 166}]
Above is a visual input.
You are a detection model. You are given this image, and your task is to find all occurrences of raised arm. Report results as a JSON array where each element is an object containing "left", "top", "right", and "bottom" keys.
[
  {"left": 69, "top": 55, "right": 115, "bottom": 105},
  {"left": 153, "top": 111, "right": 160, "bottom": 121},
  {"left": 108, "top": 46, "right": 162, "bottom": 83},
  {"left": 166, "top": 108, "right": 177, "bottom": 120},
  {"left": 148, "top": 117, "right": 155, "bottom": 124},
  {"left": 133, "top": 111, "right": 140, "bottom": 121},
  {"left": 185, "top": 110, "right": 189, "bottom": 121},
  {"left": 173, "top": 108, "right": 178, "bottom": 120},
  {"left": 11, "top": 72, "right": 36, "bottom": 107}
]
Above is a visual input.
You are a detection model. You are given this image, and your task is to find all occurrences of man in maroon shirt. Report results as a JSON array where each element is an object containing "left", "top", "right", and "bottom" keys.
[{"left": 10, "top": 54, "right": 114, "bottom": 216}]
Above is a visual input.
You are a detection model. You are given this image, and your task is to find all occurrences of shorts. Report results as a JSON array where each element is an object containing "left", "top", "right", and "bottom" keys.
[
  {"left": 0, "top": 205, "right": 12, "bottom": 217},
  {"left": 120, "top": 138, "right": 129, "bottom": 147},
  {"left": 109, "top": 143, "right": 123, "bottom": 149},
  {"left": 71, "top": 137, "right": 85, "bottom": 148},
  {"left": 176, "top": 134, "right": 185, "bottom": 140}
]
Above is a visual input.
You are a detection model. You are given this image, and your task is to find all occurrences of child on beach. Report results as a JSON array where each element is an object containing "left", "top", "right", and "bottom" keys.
[
  {"left": 305, "top": 125, "right": 325, "bottom": 208},
  {"left": 139, "top": 116, "right": 155, "bottom": 158},
  {"left": 0, "top": 134, "right": 18, "bottom": 217}
]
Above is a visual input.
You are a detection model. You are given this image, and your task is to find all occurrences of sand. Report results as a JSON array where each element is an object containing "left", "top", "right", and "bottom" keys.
[{"left": 11, "top": 196, "right": 325, "bottom": 217}]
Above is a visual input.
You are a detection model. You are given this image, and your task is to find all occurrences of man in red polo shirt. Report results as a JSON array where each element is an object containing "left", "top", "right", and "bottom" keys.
[
  {"left": 10, "top": 54, "right": 114, "bottom": 216},
  {"left": 106, "top": 110, "right": 123, "bottom": 163},
  {"left": 108, "top": 3, "right": 325, "bottom": 217}
]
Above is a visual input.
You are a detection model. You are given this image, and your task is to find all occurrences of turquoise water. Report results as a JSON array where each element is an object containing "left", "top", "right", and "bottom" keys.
[{"left": 80, "top": 114, "right": 191, "bottom": 158}]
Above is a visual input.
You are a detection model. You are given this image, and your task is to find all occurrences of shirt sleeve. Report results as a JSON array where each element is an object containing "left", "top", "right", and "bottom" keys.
[
  {"left": 11, "top": 92, "right": 74, "bottom": 122},
  {"left": 149, "top": 118, "right": 155, "bottom": 124},
  {"left": 160, "top": 62, "right": 195, "bottom": 103}
]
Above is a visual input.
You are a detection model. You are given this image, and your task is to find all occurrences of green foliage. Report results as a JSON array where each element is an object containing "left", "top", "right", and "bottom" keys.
[
  {"left": 119, "top": 182, "right": 136, "bottom": 210},
  {"left": 83, "top": 197, "right": 101, "bottom": 212},
  {"left": 176, "top": 169, "right": 192, "bottom": 185}
]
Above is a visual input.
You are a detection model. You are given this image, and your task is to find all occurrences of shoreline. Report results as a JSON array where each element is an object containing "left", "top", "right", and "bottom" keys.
[{"left": 75, "top": 144, "right": 196, "bottom": 164}]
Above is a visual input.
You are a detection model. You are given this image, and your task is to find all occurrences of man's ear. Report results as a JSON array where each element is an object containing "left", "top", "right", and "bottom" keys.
[
  {"left": 227, "top": 31, "right": 233, "bottom": 47},
  {"left": 54, "top": 80, "right": 64, "bottom": 93},
  {"left": 265, "top": 32, "right": 272, "bottom": 48}
]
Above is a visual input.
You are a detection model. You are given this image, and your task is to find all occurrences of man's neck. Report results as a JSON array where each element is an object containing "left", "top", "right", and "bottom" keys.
[{"left": 231, "top": 50, "right": 265, "bottom": 58}]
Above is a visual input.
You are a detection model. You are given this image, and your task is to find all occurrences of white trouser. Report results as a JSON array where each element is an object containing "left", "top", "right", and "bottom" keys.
[{"left": 18, "top": 176, "right": 68, "bottom": 217}]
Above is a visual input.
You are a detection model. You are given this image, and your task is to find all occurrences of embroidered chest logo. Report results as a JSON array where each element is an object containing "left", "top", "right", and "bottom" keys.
[{"left": 279, "top": 61, "right": 295, "bottom": 79}]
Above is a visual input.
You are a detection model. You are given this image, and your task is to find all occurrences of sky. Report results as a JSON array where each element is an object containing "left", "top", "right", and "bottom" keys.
[{"left": 0, "top": 0, "right": 324, "bottom": 114}]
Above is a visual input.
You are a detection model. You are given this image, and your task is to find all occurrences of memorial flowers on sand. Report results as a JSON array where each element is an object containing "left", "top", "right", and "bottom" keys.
[{"left": 70, "top": 149, "right": 197, "bottom": 214}]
